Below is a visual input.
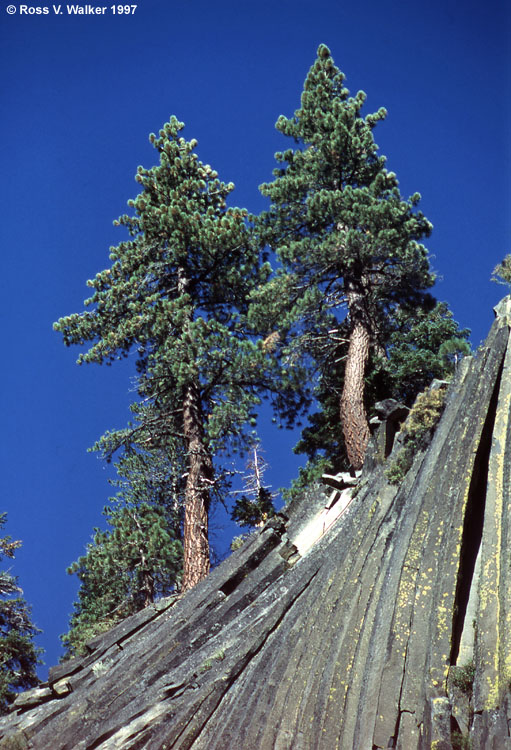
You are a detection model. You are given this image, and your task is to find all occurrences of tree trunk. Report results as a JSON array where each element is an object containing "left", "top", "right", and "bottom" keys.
[
  {"left": 141, "top": 568, "right": 155, "bottom": 608},
  {"left": 181, "top": 380, "right": 213, "bottom": 592},
  {"left": 176, "top": 266, "right": 213, "bottom": 592},
  {"left": 340, "top": 282, "right": 371, "bottom": 470}
]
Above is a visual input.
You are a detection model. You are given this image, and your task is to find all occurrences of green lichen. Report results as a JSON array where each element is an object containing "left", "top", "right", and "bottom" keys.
[
  {"left": 200, "top": 648, "right": 226, "bottom": 673},
  {"left": 230, "top": 534, "right": 251, "bottom": 552},
  {"left": 385, "top": 386, "right": 447, "bottom": 484}
]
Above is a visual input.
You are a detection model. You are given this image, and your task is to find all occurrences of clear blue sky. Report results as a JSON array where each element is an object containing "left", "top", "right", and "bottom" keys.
[{"left": 1, "top": 0, "right": 509, "bottom": 674}]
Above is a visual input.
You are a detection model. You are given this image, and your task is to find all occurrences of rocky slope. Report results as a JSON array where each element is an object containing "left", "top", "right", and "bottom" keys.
[{"left": 2, "top": 299, "right": 511, "bottom": 749}]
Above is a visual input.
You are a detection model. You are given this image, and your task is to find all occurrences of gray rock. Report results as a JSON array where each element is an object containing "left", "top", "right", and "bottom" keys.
[
  {"left": 11, "top": 687, "right": 52, "bottom": 710},
  {"left": 2, "top": 299, "right": 511, "bottom": 749}
]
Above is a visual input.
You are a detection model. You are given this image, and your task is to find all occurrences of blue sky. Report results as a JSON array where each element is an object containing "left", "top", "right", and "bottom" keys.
[{"left": 1, "top": 0, "right": 509, "bottom": 673}]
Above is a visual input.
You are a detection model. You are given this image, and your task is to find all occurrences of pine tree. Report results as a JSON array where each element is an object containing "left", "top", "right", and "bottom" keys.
[
  {"left": 0, "top": 514, "right": 42, "bottom": 712},
  {"left": 62, "top": 443, "right": 183, "bottom": 658},
  {"left": 257, "top": 44, "right": 437, "bottom": 470},
  {"left": 288, "top": 299, "right": 470, "bottom": 496},
  {"left": 54, "top": 117, "right": 276, "bottom": 591},
  {"left": 375, "top": 300, "right": 471, "bottom": 404}
]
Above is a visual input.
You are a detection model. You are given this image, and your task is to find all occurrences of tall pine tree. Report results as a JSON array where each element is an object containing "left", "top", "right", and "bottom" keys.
[
  {"left": 54, "top": 118, "right": 275, "bottom": 591},
  {"left": 257, "top": 44, "right": 438, "bottom": 469}
]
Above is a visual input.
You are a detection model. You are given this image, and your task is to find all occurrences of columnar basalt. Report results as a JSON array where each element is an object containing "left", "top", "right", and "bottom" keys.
[{"left": 2, "top": 300, "right": 511, "bottom": 749}]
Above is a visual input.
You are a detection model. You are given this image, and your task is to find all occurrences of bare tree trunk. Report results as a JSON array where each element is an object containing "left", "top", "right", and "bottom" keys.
[
  {"left": 181, "top": 380, "right": 213, "bottom": 592},
  {"left": 340, "top": 282, "right": 371, "bottom": 471},
  {"left": 175, "top": 266, "right": 213, "bottom": 592}
]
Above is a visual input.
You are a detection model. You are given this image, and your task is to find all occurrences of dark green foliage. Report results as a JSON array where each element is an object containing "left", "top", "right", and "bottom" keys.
[
  {"left": 0, "top": 515, "right": 41, "bottom": 713},
  {"left": 256, "top": 42, "right": 435, "bottom": 346},
  {"left": 62, "top": 444, "right": 183, "bottom": 659},
  {"left": 253, "top": 43, "right": 440, "bottom": 468},
  {"left": 91, "top": 400, "right": 191, "bottom": 509},
  {"left": 231, "top": 488, "right": 275, "bottom": 528},
  {"left": 54, "top": 116, "right": 290, "bottom": 589},
  {"left": 372, "top": 300, "right": 471, "bottom": 405},
  {"left": 252, "top": 44, "right": 470, "bottom": 481},
  {"left": 54, "top": 116, "right": 270, "bottom": 449}
]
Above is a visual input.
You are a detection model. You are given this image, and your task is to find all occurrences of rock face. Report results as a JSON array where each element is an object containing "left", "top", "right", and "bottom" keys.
[{"left": 2, "top": 299, "right": 511, "bottom": 749}]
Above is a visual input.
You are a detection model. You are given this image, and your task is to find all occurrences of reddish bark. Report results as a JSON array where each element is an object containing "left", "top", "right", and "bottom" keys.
[
  {"left": 181, "top": 381, "right": 213, "bottom": 592},
  {"left": 340, "top": 281, "right": 372, "bottom": 470},
  {"left": 177, "top": 266, "right": 213, "bottom": 592}
]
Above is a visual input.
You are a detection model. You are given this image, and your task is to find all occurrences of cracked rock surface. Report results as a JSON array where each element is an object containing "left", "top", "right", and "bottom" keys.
[{"left": 2, "top": 299, "right": 511, "bottom": 749}]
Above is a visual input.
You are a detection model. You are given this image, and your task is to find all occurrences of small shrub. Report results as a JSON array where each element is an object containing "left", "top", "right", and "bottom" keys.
[
  {"left": 385, "top": 385, "right": 447, "bottom": 485},
  {"left": 452, "top": 661, "right": 476, "bottom": 695},
  {"left": 451, "top": 729, "right": 472, "bottom": 750},
  {"left": 231, "top": 488, "right": 276, "bottom": 528},
  {"left": 403, "top": 387, "right": 447, "bottom": 437},
  {"left": 230, "top": 534, "right": 250, "bottom": 552}
]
